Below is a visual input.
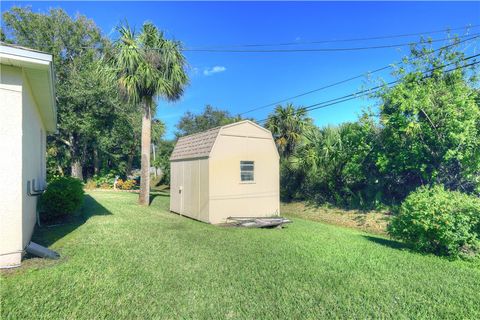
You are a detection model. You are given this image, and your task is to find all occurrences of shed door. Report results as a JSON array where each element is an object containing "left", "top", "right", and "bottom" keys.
[
  {"left": 170, "top": 161, "right": 184, "bottom": 214},
  {"left": 179, "top": 162, "right": 184, "bottom": 214}
]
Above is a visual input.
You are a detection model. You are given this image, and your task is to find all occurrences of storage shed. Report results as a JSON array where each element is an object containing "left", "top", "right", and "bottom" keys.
[
  {"left": 170, "top": 120, "right": 280, "bottom": 224},
  {"left": 0, "top": 44, "right": 56, "bottom": 268}
]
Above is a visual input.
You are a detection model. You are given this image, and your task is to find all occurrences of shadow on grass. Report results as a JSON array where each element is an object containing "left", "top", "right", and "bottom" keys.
[
  {"left": 31, "top": 194, "right": 111, "bottom": 249},
  {"left": 362, "top": 235, "right": 409, "bottom": 250},
  {"left": 149, "top": 190, "right": 170, "bottom": 205}
]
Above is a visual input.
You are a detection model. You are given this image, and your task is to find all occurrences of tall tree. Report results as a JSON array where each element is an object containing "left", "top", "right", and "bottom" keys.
[
  {"left": 113, "top": 22, "right": 188, "bottom": 205},
  {"left": 265, "top": 103, "right": 312, "bottom": 158},
  {"left": 176, "top": 105, "right": 242, "bottom": 137},
  {"left": 377, "top": 42, "right": 480, "bottom": 199},
  {"left": 2, "top": 7, "right": 115, "bottom": 180}
]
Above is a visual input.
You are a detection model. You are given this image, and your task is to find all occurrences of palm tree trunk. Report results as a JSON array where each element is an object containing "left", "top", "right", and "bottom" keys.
[{"left": 139, "top": 99, "right": 152, "bottom": 205}]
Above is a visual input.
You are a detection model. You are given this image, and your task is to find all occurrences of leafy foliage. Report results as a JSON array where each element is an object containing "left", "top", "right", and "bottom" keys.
[
  {"left": 265, "top": 103, "right": 312, "bottom": 158},
  {"left": 176, "top": 105, "right": 242, "bottom": 137},
  {"left": 111, "top": 21, "right": 188, "bottom": 205},
  {"left": 283, "top": 115, "right": 381, "bottom": 208},
  {"left": 116, "top": 179, "right": 137, "bottom": 190},
  {"left": 2, "top": 8, "right": 174, "bottom": 184},
  {"left": 377, "top": 47, "right": 480, "bottom": 200},
  {"left": 388, "top": 185, "right": 480, "bottom": 258},
  {"left": 91, "top": 171, "right": 118, "bottom": 188},
  {"left": 276, "top": 41, "right": 480, "bottom": 210},
  {"left": 39, "top": 177, "right": 84, "bottom": 221},
  {"left": 152, "top": 140, "right": 175, "bottom": 185},
  {"left": 2, "top": 7, "right": 116, "bottom": 180}
]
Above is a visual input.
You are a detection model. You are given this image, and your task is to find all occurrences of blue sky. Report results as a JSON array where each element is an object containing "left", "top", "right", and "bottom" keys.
[{"left": 2, "top": 1, "right": 479, "bottom": 138}]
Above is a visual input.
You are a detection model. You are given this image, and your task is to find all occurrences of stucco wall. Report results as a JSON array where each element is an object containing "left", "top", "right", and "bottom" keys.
[
  {"left": 208, "top": 122, "right": 280, "bottom": 224},
  {"left": 0, "top": 65, "right": 47, "bottom": 267},
  {"left": 22, "top": 71, "right": 46, "bottom": 249},
  {"left": 0, "top": 65, "right": 24, "bottom": 266}
]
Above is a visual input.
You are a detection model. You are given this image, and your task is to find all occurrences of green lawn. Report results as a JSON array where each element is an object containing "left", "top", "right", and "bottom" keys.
[{"left": 2, "top": 191, "right": 480, "bottom": 319}]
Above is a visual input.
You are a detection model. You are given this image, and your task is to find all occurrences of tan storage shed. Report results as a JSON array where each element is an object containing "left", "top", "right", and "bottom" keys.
[{"left": 169, "top": 120, "right": 280, "bottom": 224}]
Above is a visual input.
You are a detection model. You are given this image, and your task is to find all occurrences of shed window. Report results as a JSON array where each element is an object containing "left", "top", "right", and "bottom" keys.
[{"left": 240, "top": 161, "right": 254, "bottom": 182}]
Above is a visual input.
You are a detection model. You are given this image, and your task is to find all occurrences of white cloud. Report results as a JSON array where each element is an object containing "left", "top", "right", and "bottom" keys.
[
  {"left": 203, "top": 66, "right": 226, "bottom": 76},
  {"left": 190, "top": 67, "right": 200, "bottom": 76}
]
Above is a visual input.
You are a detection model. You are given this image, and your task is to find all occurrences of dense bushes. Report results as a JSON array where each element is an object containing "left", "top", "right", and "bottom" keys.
[
  {"left": 388, "top": 185, "right": 480, "bottom": 258},
  {"left": 281, "top": 116, "right": 384, "bottom": 209},
  {"left": 273, "top": 46, "right": 480, "bottom": 209},
  {"left": 39, "top": 177, "right": 84, "bottom": 221},
  {"left": 116, "top": 179, "right": 137, "bottom": 190}
]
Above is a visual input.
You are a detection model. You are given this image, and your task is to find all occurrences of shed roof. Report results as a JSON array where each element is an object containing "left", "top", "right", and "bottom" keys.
[
  {"left": 170, "top": 120, "right": 271, "bottom": 161},
  {"left": 170, "top": 127, "right": 221, "bottom": 161}
]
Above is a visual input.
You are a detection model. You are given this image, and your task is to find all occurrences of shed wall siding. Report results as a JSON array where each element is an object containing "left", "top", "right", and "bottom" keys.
[
  {"left": 208, "top": 124, "right": 279, "bottom": 224},
  {"left": 0, "top": 65, "right": 24, "bottom": 266}
]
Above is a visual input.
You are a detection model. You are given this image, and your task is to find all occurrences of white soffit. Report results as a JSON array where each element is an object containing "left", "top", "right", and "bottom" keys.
[{"left": 0, "top": 44, "right": 57, "bottom": 132}]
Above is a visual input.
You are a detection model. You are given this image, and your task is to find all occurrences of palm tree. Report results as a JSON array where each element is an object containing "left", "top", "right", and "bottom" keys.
[
  {"left": 113, "top": 22, "right": 188, "bottom": 205},
  {"left": 265, "top": 103, "right": 311, "bottom": 158}
]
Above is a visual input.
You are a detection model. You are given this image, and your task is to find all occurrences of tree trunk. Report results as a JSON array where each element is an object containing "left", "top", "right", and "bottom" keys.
[
  {"left": 70, "top": 134, "right": 84, "bottom": 180},
  {"left": 57, "top": 164, "right": 64, "bottom": 176},
  {"left": 93, "top": 146, "right": 100, "bottom": 175},
  {"left": 71, "top": 160, "right": 83, "bottom": 181},
  {"left": 126, "top": 153, "right": 134, "bottom": 177},
  {"left": 139, "top": 100, "right": 152, "bottom": 205}
]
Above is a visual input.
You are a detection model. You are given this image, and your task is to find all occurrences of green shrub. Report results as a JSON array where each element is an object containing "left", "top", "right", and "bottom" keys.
[
  {"left": 92, "top": 171, "right": 117, "bottom": 188},
  {"left": 39, "top": 177, "right": 84, "bottom": 221},
  {"left": 388, "top": 185, "right": 480, "bottom": 258}
]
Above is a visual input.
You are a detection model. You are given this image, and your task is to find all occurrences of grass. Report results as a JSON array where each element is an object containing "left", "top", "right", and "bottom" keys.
[
  {"left": 282, "top": 201, "right": 391, "bottom": 235},
  {"left": 1, "top": 191, "right": 480, "bottom": 319}
]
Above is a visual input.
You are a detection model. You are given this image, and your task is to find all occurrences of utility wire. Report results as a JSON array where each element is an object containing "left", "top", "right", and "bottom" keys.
[
  {"left": 189, "top": 24, "right": 480, "bottom": 49},
  {"left": 54, "top": 30, "right": 477, "bottom": 53},
  {"left": 302, "top": 54, "right": 480, "bottom": 111},
  {"left": 240, "top": 34, "right": 480, "bottom": 115},
  {"left": 183, "top": 33, "right": 478, "bottom": 52},
  {"left": 256, "top": 56, "right": 480, "bottom": 124},
  {"left": 304, "top": 60, "right": 480, "bottom": 113}
]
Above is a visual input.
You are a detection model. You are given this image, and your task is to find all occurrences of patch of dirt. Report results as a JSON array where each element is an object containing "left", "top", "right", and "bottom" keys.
[{"left": 281, "top": 202, "right": 391, "bottom": 235}]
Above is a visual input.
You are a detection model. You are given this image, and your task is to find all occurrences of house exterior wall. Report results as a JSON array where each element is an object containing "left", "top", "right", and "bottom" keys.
[
  {"left": 0, "top": 65, "right": 47, "bottom": 267},
  {"left": 170, "top": 158, "right": 209, "bottom": 223},
  {"left": 0, "top": 65, "right": 24, "bottom": 266},
  {"left": 22, "top": 71, "right": 46, "bottom": 249},
  {"left": 208, "top": 122, "right": 280, "bottom": 224}
]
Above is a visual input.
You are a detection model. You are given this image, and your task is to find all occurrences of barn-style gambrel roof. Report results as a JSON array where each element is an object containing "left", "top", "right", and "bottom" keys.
[{"left": 170, "top": 120, "right": 272, "bottom": 161}]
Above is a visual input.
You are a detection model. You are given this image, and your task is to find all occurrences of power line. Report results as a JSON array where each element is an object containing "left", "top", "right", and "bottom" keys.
[
  {"left": 63, "top": 30, "right": 477, "bottom": 53},
  {"left": 183, "top": 33, "right": 478, "bottom": 52},
  {"left": 188, "top": 24, "right": 480, "bottom": 49},
  {"left": 240, "top": 34, "right": 480, "bottom": 116},
  {"left": 256, "top": 56, "right": 480, "bottom": 124},
  {"left": 305, "top": 60, "right": 480, "bottom": 114},
  {"left": 303, "top": 54, "right": 480, "bottom": 111}
]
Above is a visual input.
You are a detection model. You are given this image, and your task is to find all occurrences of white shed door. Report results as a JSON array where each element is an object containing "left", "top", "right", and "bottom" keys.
[
  {"left": 170, "top": 162, "right": 184, "bottom": 214},
  {"left": 179, "top": 163, "right": 184, "bottom": 215}
]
